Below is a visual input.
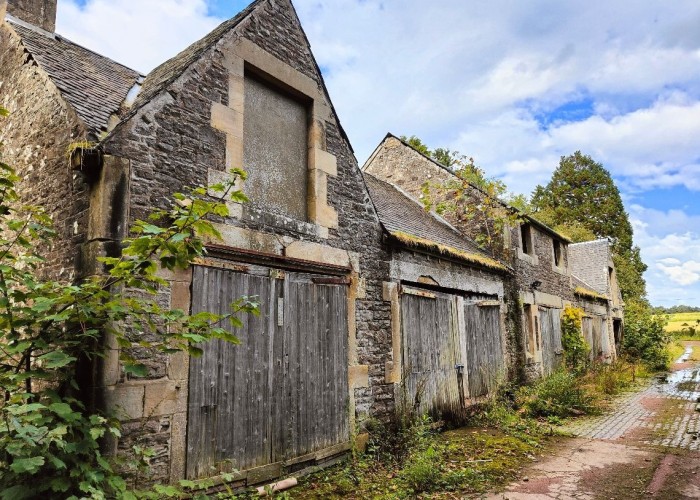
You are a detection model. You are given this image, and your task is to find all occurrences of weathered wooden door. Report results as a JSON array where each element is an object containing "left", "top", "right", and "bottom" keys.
[
  {"left": 582, "top": 317, "right": 594, "bottom": 360},
  {"left": 464, "top": 303, "right": 504, "bottom": 398},
  {"left": 540, "top": 307, "right": 563, "bottom": 376},
  {"left": 400, "top": 287, "right": 461, "bottom": 416},
  {"left": 186, "top": 265, "right": 349, "bottom": 479}
]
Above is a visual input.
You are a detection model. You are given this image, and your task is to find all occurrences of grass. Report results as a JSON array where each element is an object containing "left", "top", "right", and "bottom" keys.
[
  {"left": 665, "top": 312, "right": 700, "bottom": 337},
  {"left": 286, "top": 363, "right": 644, "bottom": 499},
  {"left": 292, "top": 422, "right": 549, "bottom": 499}
]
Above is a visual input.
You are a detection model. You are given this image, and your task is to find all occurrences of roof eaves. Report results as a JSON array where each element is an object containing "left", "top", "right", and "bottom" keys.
[{"left": 389, "top": 230, "right": 511, "bottom": 273}]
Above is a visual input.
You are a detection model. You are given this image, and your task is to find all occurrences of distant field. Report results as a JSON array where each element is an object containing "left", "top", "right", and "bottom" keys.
[{"left": 665, "top": 312, "right": 700, "bottom": 334}]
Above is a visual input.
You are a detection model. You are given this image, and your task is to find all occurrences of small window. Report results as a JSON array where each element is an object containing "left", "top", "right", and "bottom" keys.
[
  {"left": 608, "top": 266, "right": 614, "bottom": 281},
  {"left": 521, "top": 223, "right": 532, "bottom": 255},
  {"left": 553, "top": 240, "right": 562, "bottom": 267}
]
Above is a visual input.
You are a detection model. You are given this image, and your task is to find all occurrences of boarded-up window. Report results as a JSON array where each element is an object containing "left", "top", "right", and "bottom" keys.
[
  {"left": 553, "top": 240, "right": 562, "bottom": 267},
  {"left": 521, "top": 224, "right": 533, "bottom": 255},
  {"left": 243, "top": 75, "right": 309, "bottom": 220}
]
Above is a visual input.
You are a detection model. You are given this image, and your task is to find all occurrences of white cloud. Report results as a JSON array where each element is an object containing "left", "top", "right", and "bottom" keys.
[
  {"left": 56, "top": 0, "right": 223, "bottom": 73},
  {"left": 657, "top": 260, "right": 700, "bottom": 286},
  {"left": 50, "top": 0, "right": 700, "bottom": 306}
]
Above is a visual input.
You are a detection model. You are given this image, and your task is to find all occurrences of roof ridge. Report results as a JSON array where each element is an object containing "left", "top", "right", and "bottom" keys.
[
  {"left": 569, "top": 238, "right": 610, "bottom": 247},
  {"left": 364, "top": 172, "right": 473, "bottom": 244},
  {"left": 363, "top": 172, "right": 507, "bottom": 269},
  {"left": 378, "top": 132, "right": 572, "bottom": 243},
  {"left": 7, "top": 16, "right": 142, "bottom": 76}
]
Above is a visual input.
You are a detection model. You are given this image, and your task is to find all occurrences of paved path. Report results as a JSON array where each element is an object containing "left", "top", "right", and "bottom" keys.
[{"left": 488, "top": 342, "right": 700, "bottom": 499}]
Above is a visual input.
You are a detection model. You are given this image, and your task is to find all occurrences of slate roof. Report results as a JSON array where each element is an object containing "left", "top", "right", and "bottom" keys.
[
  {"left": 569, "top": 239, "right": 611, "bottom": 296},
  {"left": 572, "top": 274, "right": 608, "bottom": 301},
  {"left": 7, "top": 17, "right": 143, "bottom": 135},
  {"left": 364, "top": 173, "right": 508, "bottom": 272}
]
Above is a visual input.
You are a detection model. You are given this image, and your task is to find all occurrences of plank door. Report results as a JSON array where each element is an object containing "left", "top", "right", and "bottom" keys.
[
  {"left": 400, "top": 287, "right": 462, "bottom": 416},
  {"left": 582, "top": 317, "right": 594, "bottom": 360},
  {"left": 278, "top": 273, "right": 349, "bottom": 462},
  {"left": 464, "top": 303, "right": 504, "bottom": 398},
  {"left": 540, "top": 307, "right": 563, "bottom": 376},
  {"left": 186, "top": 266, "right": 349, "bottom": 479},
  {"left": 591, "top": 317, "right": 602, "bottom": 358}
]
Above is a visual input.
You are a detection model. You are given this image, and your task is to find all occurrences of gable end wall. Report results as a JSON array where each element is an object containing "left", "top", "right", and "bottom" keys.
[
  {"left": 102, "top": 0, "right": 393, "bottom": 484},
  {"left": 0, "top": 22, "right": 90, "bottom": 279}
]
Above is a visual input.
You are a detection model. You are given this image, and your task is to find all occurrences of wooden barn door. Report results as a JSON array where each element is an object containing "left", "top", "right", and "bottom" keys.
[
  {"left": 400, "top": 287, "right": 462, "bottom": 416},
  {"left": 186, "top": 265, "right": 349, "bottom": 479},
  {"left": 464, "top": 303, "right": 504, "bottom": 398},
  {"left": 582, "top": 317, "right": 594, "bottom": 361},
  {"left": 540, "top": 307, "right": 563, "bottom": 376}
]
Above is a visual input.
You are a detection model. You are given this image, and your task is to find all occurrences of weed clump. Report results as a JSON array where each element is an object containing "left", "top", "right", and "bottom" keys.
[{"left": 517, "top": 370, "right": 599, "bottom": 418}]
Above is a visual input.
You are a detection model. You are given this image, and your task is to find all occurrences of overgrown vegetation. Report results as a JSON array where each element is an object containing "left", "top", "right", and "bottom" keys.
[
  {"left": 0, "top": 107, "right": 256, "bottom": 498},
  {"left": 293, "top": 356, "right": 644, "bottom": 499},
  {"left": 560, "top": 306, "right": 589, "bottom": 373},
  {"left": 622, "top": 301, "right": 670, "bottom": 371}
]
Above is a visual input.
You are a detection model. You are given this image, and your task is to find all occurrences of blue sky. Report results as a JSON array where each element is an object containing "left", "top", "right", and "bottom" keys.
[{"left": 54, "top": 0, "right": 700, "bottom": 307}]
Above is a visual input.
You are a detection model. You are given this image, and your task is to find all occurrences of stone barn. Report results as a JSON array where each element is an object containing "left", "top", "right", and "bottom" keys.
[
  {"left": 364, "top": 174, "right": 510, "bottom": 416},
  {"left": 1, "top": 0, "right": 397, "bottom": 486},
  {"left": 570, "top": 239, "right": 624, "bottom": 360},
  {"left": 363, "top": 134, "right": 577, "bottom": 381}
]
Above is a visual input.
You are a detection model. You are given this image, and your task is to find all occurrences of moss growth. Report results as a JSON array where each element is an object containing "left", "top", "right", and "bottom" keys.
[
  {"left": 574, "top": 286, "right": 608, "bottom": 301},
  {"left": 390, "top": 230, "right": 508, "bottom": 272},
  {"left": 293, "top": 427, "right": 547, "bottom": 499}
]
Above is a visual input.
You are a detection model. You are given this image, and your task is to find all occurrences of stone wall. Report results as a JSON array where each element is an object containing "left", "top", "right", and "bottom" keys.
[
  {"left": 0, "top": 22, "right": 89, "bottom": 279},
  {"left": 101, "top": 0, "right": 392, "bottom": 484},
  {"left": 365, "top": 135, "right": 576, "bottom": 381},
  {"left": 5, "top": 0, "right": 57, "bottom": 32}
]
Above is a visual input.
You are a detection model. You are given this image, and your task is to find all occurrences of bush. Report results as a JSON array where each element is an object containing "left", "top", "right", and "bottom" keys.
[
  {"left": 517, "top": 370, "right": 598, "bottom": 418},
  {"left": 561, "top": 306, "right": 589, "bottom": 373},
  {"left": 364, "top": 375, "right": 433, "bottom": 463},
  {"left": 622, "top": 300, "right": 669, "bottom": 370},
  {"left": 0, "top": 106, "right": 256, "bottom": 497}
]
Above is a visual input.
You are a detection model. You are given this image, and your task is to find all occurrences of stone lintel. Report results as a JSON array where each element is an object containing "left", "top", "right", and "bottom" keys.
[
  {"left": 284, "top": 240, "right": 350, "bottom": 267},
  {"left": 534, "top": 291, "right": 564, "bottom": 309},
  {"left": 208, "top": 222, "right": 284, "bottom": 255}
]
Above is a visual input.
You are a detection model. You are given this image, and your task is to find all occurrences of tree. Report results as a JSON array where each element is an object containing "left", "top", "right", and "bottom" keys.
[
  {"left": 0, "top": 107, "right": 257, "bottom": 497},
  {"left": 422, "top": 155, "right": 521, "bottom": 258},
  {"left": 399, "top": 135, "right": 462, "bottom": 169},
  {"left": 531, "top": 151, "right": 647, "bottom": 302}
]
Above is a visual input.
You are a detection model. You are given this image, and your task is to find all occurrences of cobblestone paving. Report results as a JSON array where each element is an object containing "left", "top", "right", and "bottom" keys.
[{"left": 563, "top": 365, "right": 700, "bottom": 451}]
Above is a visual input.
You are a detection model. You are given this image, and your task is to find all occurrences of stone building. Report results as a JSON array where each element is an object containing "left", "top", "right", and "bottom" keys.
[
  {"left": 1, "top": 0, "right": 623, "bottom": 487},
  {"left": 569, "top": 239, "right": 624, "bottom": 359},
  {"left": 364, "top": 173, "right": 510, "bottom": 415},
  {"left": 1, "top": 0, "right": 396, "bottom": 486},
  {"left": 363, "top": 134, "right": 606, "bottom": 380}
]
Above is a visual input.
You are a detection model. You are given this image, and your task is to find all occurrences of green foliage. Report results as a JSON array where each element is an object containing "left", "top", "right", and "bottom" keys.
[
  {"left": 399, "top": 135, "right": 462, "bottom": 168},
  {"left": 421, "top": 155, "right": 522, "bottom": 258},
  {"left": 0, "top": 106, "right": 257, "bottom": 498},
  {"left": 531, "top": 151, "right": 647, "bottom": 302},
  {"left": 654, "top": 305, "right": 700, "bottom": 314},
  {"left": 622, "top": 300, "right": 670, "bottom": 370},
  {"left": 516, "top": 371, "right": 598, "bottom": 419},
  {"left": 364, "top": 374, "right": 434, "bottom": 463},
  {"left": 400, "top": 445, "right": 442, "bottom": 492},
  {"left": 560, "top": 306, "right": 589, "bottom": 373}
]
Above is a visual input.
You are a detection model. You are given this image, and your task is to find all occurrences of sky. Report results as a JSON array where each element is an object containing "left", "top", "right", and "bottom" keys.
[{"left": 55, "top": 0, "right": 700, "bottom": 307}]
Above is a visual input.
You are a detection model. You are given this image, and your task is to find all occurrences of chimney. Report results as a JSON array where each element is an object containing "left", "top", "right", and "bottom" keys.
[{"left": 5, "top": 0, "right": 57, "bottom": 32}]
